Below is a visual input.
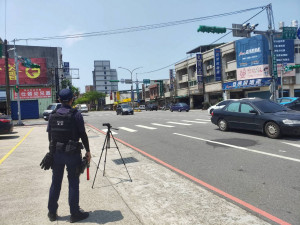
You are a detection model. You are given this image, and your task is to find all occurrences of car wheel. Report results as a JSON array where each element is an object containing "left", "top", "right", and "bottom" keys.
[
  {"left": 209, "top": 109, "right": 214, "bottom": 115},
  {"left": 186, "top": 110, "right": 189, "bottom": 112},
  {"left": 170, "top": 109, "right": 173, "bottom": 112},
  {"left": 218, "top": 119, "right": 228, "bottom": 131},
  {"left": 178, "top": 109, "right": 181, "bottom": 112},
  {"left": 264, "top": 122, "right": 281, "bottom": 139}
]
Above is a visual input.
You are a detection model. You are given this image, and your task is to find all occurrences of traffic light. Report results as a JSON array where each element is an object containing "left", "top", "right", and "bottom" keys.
[
  {"left": 14, "top": 85, "right": 19, "bottom": 93},
  {"left": 197, "top": 25, "right": 226, "bottom": 34}
]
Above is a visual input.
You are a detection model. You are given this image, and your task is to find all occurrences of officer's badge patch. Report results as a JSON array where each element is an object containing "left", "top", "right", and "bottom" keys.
[{"left": 57, "top": 121, "right": 64, "bottom": 126}]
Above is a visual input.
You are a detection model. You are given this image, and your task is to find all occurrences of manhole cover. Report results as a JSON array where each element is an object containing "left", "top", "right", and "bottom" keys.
[{"left": 113, "top": 157, "right": 138, "bottom": 165}]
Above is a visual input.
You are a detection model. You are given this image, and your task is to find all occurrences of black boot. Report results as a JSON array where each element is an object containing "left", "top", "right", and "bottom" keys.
[
  {"left": 47, "top": 212, "right": 57, "bottom": 221},
  {"left": 70, "top": 209, "right": 89, "bottom": 223}
]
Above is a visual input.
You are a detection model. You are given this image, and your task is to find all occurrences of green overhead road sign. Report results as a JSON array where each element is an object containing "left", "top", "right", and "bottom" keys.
[
  {"left": 143, "top": 79, "right": 150, "bottom": 84},
  {"left": 197, "top": 25, "right": 226, "bottom": 34},
  {"left": 282, "top": 27, "right": 297, "bottom": 40},
  {"left": 285, "top": 64, "right": 300, "bottom": 72},
  {"left": 109, "top": 80, "right": 119, "bottom": 82}
]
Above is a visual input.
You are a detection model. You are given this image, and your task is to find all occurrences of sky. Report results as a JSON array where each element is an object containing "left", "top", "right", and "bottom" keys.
[{"left": 1, "top": 0, "right": 299, "bottom": 93}]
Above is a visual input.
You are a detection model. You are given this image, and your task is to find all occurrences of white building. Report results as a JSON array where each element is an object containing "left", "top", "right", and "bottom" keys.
[{"left": 93, "top": 60, "right": 118, "bottom": 94}]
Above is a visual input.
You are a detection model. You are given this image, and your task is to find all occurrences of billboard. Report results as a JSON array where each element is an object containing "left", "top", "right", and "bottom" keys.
[
  {"left": 0, "top": 58, "right": 48, "bottom": 85},
  {"left": 235, "top": 35, "right": 269, "bottom": 68},
  {"left": 13, "top": 87, "right": 51, "bottom": 99},
  {"left": 196, "top": 54, "right": 203, "bottom": 83}
]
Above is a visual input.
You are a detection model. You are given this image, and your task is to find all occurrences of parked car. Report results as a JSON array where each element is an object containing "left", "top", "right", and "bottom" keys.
[
  {"left": 77, "top": 104, "right": 88, "bottom": 113},
  {"left": 0, "top": 115, "right": 13, "bottom": 135},
  {"left": 116, "top": 104, "right": 134, "bottom": 115},
  {"left": 145, "top": 104, "right": 158, "bottom": 111},
  {"left": 139, "top": 105, "right": 146, "bottom": 110},
  {"left": 170, "top": 103, "right": 190, "bottom": 112},
  {"left": 207, "top": 100, "right": 236, "bottom": 115},
  {"left": 43, "top": 103, "right": 61, "bottom": 121},
  {"left": 160, "top": 104, "right": 172, "bottom": 111},
  {"left": 211, "top": 98, "right": 300, "bottom": 139},
  {"left": 277, "top": 97, "right": 300, "bottom": 111}
]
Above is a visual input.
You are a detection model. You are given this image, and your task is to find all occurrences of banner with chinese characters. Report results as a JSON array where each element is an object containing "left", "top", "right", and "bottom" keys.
[
  {"left": 0, "top": 58, "right": 47, "bottom": 85},
  {"left": 222, "top": 78, "right": 280, "bottom": 90},
  {"left": 214, "top": 49, "right": 222, "bottom": 81},
  {"left": 13, "top": 88, "right": 52, "bottom": 99},
  {"left": 196, "top": 54, "right": 203, "bottom": 83}
]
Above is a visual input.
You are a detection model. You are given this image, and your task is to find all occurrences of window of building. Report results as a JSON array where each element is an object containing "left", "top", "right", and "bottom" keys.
[
  {"left": 295, "top": 89, "right": 300, "bottom": 97},
  {"left": 104, "top": 67, "right": 106, "bottom": 70},
  {"left": 204, "top": 75, "right": 215, "bottom": 83},
  {"left": 104, "top": 76, "right": 106, "bottom": 79},
  {"left": 296, "top": 68, "right": 300, "bottom": 74},
  {"left": 104, "top": 71, "right": 106, "bottom": 75},
  {"left": 295, "top": 44, "right": 300, "bottom": 54},
  {"left": 105, "top": 82, "right": 107, "bottom": 84},
  {"left": 226, "top": 71, "right": 236, "bottom": 80},
  {"left": 105, "top": 86, "right": 107, "bottom": 89}
]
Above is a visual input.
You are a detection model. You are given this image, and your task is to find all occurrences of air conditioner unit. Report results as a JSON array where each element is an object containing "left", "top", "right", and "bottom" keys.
[{"left": 207, "top": 65, "right": 213, "bottom": 70}]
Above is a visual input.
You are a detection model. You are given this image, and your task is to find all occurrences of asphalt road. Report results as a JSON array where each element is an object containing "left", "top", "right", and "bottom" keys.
[{"left": 84, "top": 110, "right": 300, "bottom": 225}]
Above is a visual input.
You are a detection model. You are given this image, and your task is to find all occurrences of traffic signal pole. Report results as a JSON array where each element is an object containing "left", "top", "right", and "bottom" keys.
[{"left": 4, "top": 40, "right": 11, "bottom": 115}]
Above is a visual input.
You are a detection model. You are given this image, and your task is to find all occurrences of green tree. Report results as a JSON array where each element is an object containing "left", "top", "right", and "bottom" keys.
[{"left": 75, "top": 91, "right": 106, "bottom": 110}]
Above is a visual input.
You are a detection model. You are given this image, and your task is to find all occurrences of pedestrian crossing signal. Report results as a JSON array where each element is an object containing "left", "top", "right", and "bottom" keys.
[{"left": 14, "top": 85, "right": 19, "bottom": 93}]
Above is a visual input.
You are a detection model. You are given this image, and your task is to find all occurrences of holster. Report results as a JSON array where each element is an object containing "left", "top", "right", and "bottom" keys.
[{"left": 65, "top": 140, "right": 83, "bottom": 154}]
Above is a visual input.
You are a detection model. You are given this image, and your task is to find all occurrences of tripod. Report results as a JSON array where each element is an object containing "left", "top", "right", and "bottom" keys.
[{"left": 92, "top": 123, "right": 132, "bottom": 188}]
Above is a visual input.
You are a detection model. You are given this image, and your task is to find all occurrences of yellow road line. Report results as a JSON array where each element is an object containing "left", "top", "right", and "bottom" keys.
[{"left": 0, "top": 128, "right": 34, "bottom": 165}]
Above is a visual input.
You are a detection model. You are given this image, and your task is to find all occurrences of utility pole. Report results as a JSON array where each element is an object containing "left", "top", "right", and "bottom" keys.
[
  {"left": 13, "top": 39, "right": 23, "bottom": 126},
  {"left": 4, "top": 40, "right": 11, "bottom": 115}
]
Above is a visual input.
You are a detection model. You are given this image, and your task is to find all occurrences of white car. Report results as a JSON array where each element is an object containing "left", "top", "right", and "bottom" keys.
[
  {"left": 207, "top": 100, "right": 236, "bottom": 115},
  {"left": 139, "top": 105, "right": 145, "bottom": 110},
  {"left": 77, "top": 104, "right": 88, "bottom": 113}
]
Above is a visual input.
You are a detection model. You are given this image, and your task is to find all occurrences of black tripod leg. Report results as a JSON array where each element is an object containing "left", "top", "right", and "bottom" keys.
[
  {"left": 103, "top": 136, "right": 109, "bottom": 176},
  {"left": 92, "top": 132, "right": 108, "bottom": 189},
  {"left": 111, "top": 132, "right": 132, "bottom": 182}
]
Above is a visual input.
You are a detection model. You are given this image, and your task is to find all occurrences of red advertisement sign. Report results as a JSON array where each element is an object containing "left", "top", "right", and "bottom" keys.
[
  {"left": 0, "top": 58, "right": 48, "bottom": 85},
  {"left": 14, "top": 87, "right": 52, "bottom": 99}
]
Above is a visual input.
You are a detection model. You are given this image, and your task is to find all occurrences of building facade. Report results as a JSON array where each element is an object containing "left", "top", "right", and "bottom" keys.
[
  {"left": 0, "top": 44, "right": 63, "bottom": 118},
  {"left": 93, "top": 60, "right": 118, "bottom": 95}
]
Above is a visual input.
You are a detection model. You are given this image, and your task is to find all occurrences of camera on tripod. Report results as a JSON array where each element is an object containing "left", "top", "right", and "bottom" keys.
[{"left": 102, "top": 123, "right": 111, "bottom": 128}]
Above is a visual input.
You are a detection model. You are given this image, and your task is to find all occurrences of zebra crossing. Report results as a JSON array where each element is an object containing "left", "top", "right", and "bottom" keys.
[{"left": 101, "top": 119, "right": 209, "bottom": 134}]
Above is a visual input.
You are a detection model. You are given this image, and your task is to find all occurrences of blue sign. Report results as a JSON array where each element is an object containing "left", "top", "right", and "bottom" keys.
[
  {"left": 63, "top": 62, "right": 70, "bottom": 76},
  {"left": 214, "top": 49, "right": 222, "bottom": 81},
  {"left": 196, "top": 54, "right": 203, "bottom": 84},
  {"left": 169, "top": 69, "right": 174, "bottom": 90},
  {"left": 273, "top": 39, "right": 294, "bottom": 64},
  {"left": 223, "top": 77, "right": 280, "bottom": 90},
  {"left": 235, "top": 35, "right": 269, "bottom": 68}
]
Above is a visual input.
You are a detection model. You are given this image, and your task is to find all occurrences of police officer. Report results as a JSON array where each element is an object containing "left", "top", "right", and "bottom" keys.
[{"left": 47, "top": 89, "right": 91, "bottom": 223}]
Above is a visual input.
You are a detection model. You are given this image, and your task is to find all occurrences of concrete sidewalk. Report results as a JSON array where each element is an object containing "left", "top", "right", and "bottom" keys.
[{"left": 0, "top": 124, "right": 270, "bottom": 225}]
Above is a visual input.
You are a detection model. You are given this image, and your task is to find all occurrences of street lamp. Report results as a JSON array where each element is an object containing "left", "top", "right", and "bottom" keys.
[{"left": 118, "top": 66, "right": 142, "bottom": 105}]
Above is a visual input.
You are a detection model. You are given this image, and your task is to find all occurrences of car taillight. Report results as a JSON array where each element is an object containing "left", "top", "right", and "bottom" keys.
[
  {"left": 211, "top": 111, "right": 214, "bottom": 116},
  {"left": 0, "top": 119, "right": 11, "bottom": 123}
]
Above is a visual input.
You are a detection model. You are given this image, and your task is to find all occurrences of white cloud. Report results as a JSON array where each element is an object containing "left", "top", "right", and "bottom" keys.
[{"left": 60, "top": 27, "right": 84, "bottom": 47}]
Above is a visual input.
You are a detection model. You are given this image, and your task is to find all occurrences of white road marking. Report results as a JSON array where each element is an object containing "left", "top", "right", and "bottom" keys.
[
  {"left": 135, "top": 125, "right": 157, "bottom": 130},
  {"left": 173, "top": 133, "right": 300, "bottom": 163},
  {"left": 167, "top": 122, "right": 191, "bottom": 126},
  {"left": 118, "top": 127, "right": 137, "bottom": 132},
  {"left": 196, "top": 119, "right": 211, "bottom": 122},
  {"left": 281, "top": 142, "right": 300, "bottom": 151},
  {"left": 182, "top": 120, "right": 207, "bottom": 124},
  {"left": 151, "top": 123, "right": 175, "bottom": 127},
  {"left": 102, "top": 129, "right": 118, "bottom": 135}
]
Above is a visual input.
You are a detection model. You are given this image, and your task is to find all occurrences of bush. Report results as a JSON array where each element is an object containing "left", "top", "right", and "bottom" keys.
[{"left": 202, "top": 102, "right": 211, "bottom": 110}]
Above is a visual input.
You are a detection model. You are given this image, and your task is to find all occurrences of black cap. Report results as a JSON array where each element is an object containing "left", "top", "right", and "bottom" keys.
[{"left": 59, "top": 89, "right": 73, "bottom": 102}]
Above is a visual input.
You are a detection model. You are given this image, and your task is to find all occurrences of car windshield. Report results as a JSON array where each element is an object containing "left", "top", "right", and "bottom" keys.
[
  {"left": 121, "top": 105, "right": 129, "bottom": 108},
  {"left": 81, "top": 104, "right": 87, "bottom": 107},
  {"left": 180, "top": 103, "right": 187, "bottom": 106},
  {"left": 47, "top": 105, "right": 56, "bottom": 110},
  {"left": 252, "top": 100, "right": 288, "bottom": 113}
]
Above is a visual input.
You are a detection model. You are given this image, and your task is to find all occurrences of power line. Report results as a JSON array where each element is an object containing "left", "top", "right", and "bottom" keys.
[
  {"left": 138, "top": 5, "right": 267, "bottom": 75},
  {"left": 14, "top": 5, "right": 266, "bottom": 42}
]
